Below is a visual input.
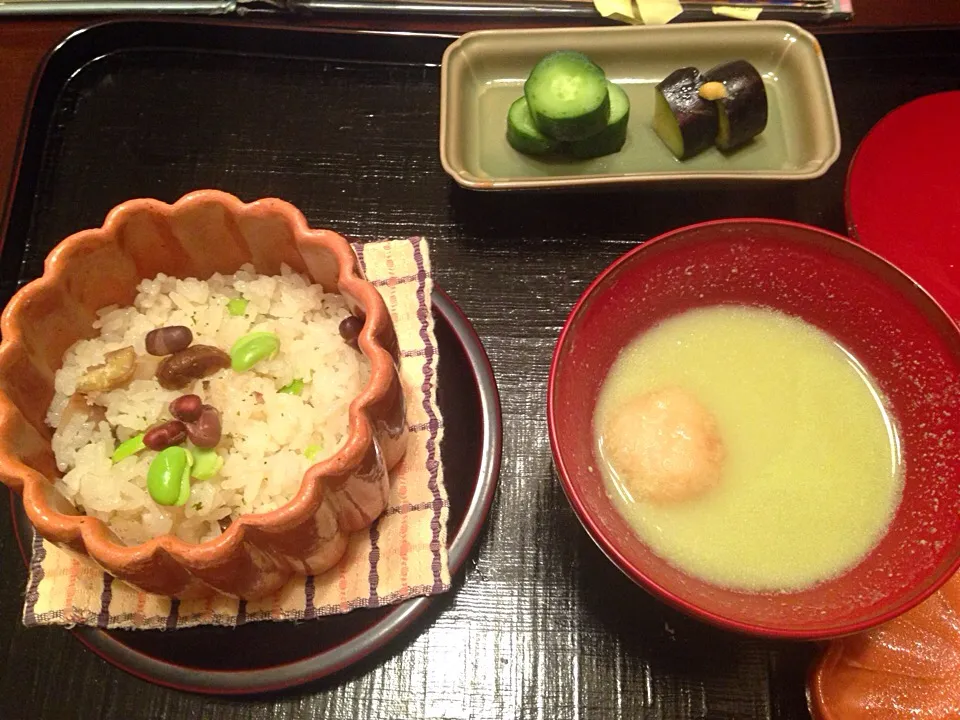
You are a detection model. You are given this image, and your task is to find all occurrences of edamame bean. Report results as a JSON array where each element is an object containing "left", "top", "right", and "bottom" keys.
[
  {"left": 111, "top": 433, "right": 145, "bottom": 464},
  {"left": 176, "top": 461, "right": 192, "bottom": 506},
  {"left": 227, "top": 298, "right": 248, "bottom": 316},
  {"left": 191, "top": 447, "right": 223, "bottom": 480},
  {"left": 279, "top": 378, "right": 304, "bottom": 395},
  {"left": 304, "top": 443, "right": 322, "bottom": 460},
  {"left": 147, "top": 446, "right": 193, "bottom": 506},
  {"left": 230, "top": 331, "right": 280, "bottom": 372}
]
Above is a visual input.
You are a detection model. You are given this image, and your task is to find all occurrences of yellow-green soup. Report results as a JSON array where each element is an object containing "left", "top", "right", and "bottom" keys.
[{"left": 594, "top": 305, "right": 903, "bottom": 593}]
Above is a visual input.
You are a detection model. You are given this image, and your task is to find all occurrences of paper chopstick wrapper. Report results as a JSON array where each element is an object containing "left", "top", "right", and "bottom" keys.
[
  {"left": 594, "top": 0, "right": 682, "bottom": 24},
  {"left": 712, "top": 5, "right": 762, "bottom": 19},
  {"left": 23, "top": 236, "right": 450, "bottom": 630},
  {"left": 636, "top": 0, "right": 682, "bottom": 24},
  {"left": 593, "top": 0, "right": 640, "bottom": 23}
]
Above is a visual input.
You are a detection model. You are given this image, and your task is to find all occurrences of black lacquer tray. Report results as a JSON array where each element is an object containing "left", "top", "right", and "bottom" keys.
[
  {"left": 2, "top": 18, "right": 960, "bottom": 719},
  {"left": 10, "top": 286, "right": 502, "bottom": 695}
]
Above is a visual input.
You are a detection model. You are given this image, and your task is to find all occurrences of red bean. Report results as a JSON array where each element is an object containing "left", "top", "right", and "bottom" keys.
[
  {"left": 338, "top": 315, "right": 363, "bottom": 349},
  {"left": 186, "top": 405, "right": 222, "bottom": 449},
  {"left": 169, "top": 394, "right": 203, "bottom": 422},
  {"left": 145, "top": 326, "right": 193, "bottom": 356},
  {"left": 156, "top": 345, "right": 230, "bottom": 390},
  {"left": 143, "top": 420, "right": 187, "bottom": 451}
]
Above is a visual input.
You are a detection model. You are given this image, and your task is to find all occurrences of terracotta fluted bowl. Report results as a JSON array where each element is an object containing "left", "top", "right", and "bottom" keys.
[{"left": 0, "top": 190, "right": 407, "bottom": 600}]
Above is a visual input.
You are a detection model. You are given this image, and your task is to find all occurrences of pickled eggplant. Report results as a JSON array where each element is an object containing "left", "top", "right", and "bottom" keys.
[
  {"left": 652, "top": 67, "right": 717, "bottom": 160},
  {"left": 700, "top": 60, "right": 768, "bottom": 151}
]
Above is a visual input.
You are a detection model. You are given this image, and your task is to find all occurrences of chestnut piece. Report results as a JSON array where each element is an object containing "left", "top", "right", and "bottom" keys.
[{"left": 75, "top": 346, "right": 137, "bottom": 393}]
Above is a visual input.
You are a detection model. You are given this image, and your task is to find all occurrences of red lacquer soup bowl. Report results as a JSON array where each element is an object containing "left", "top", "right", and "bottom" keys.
[{"left": 547, "top": 218, "right": 960, "bottom": 640}]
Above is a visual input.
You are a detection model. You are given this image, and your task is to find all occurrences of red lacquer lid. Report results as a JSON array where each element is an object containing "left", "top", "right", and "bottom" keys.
[{"left": 846, "top": 91, "right": 960, "bottom": 322}]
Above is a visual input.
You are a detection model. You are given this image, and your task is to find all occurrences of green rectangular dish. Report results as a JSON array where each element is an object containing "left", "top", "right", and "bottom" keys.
[{"left": 439, "top": 22, "right": 841, "bottom": 190}]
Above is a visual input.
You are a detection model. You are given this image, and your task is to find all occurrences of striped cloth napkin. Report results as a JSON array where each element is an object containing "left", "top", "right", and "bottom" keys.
[{"left": 22, "top": 237, "right": 450, "bottom": 630}]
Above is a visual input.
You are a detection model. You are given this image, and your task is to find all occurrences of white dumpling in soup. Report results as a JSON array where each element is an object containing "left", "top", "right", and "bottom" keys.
[{"left": 600, "top": 386, "right": 725, "bottom": 504}]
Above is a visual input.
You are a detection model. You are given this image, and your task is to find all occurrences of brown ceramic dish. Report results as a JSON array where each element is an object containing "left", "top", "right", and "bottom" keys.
[{"left": 0, "top": 189, "right": 407, "bottom": 600}]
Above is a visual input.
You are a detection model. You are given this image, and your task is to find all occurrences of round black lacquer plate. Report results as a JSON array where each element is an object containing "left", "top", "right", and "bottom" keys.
[{"left": 12, "top": 288, "right": 502, "bottom": 695}]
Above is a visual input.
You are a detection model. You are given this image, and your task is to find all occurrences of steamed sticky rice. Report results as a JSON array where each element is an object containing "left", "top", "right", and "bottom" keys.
[{"left": 47, "top": 264, "right": 370, "bottom": 545}]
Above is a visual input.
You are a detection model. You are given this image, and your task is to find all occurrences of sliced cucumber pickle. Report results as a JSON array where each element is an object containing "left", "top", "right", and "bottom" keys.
[
  {"left": 567, "top": 81, "right": 631, "bottom": 160},
  {"left": 506, "top": 96, "right": 559, "bottom": 156},
  {"left": 524, "top": 50, "right": 610, "bottom": 142}
]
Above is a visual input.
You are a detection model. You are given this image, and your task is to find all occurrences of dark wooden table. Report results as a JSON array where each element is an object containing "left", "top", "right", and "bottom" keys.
[
  {"left": 2, "top": 0, "right": 960, "bottom": 213},
  {"left": 1, "top": 5, "right": 959, "bottom": 720}
]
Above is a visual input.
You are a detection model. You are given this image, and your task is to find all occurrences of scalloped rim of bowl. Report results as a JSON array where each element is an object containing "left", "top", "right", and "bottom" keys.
[{"left": 0, "top": 189, "right": 404, "bottom": 596}]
